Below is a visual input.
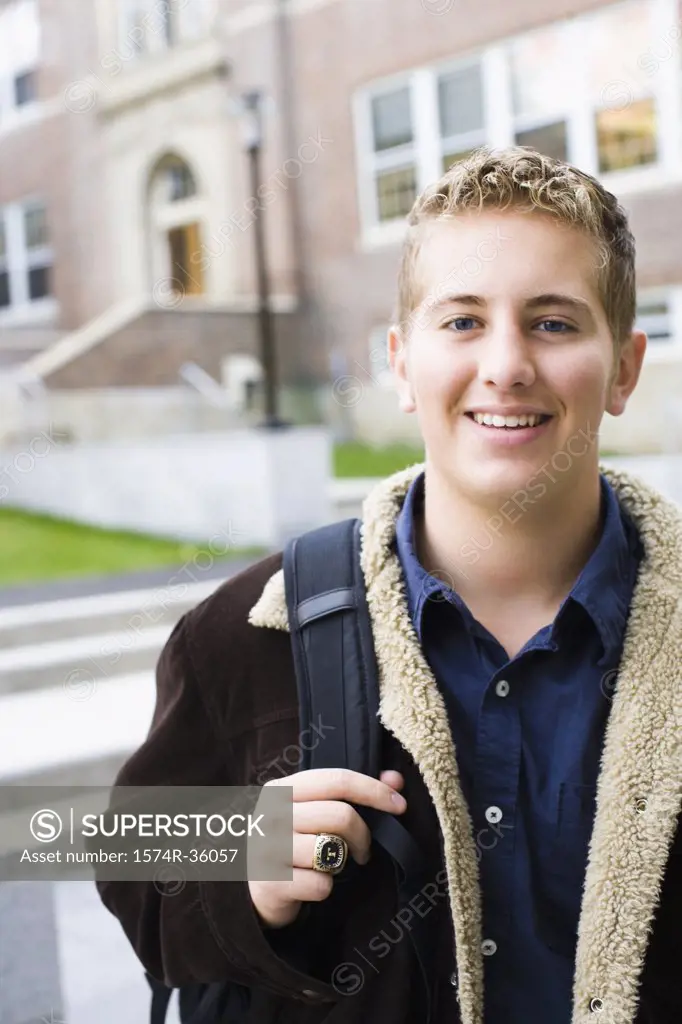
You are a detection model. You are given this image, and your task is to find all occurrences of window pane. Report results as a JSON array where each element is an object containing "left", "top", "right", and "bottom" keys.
[
  {"left": 442, "top": 148, "right": 476, "bottom": 173},
  {"left": 376, "top": 166, "right": 417, "bottom": 221},
  {"left": 439, "top": 64, "right": 483, "bottom": 138},
  {"left": 28, "top": 264, "right": 50, "bottom": 300},
  {"left": 14, "top": 69, "right": 37, "bottom": 106},
  {"left": 371, "top": 88, "right": 413, "bottom": 152},
  {"left": 515, "top": 121, "right": 568, "bottom": 161},
  {"left": 596, "top": 98, "right": 657, "bottom": 173},
  {"left": 168, "top": 163, "right": 197, "bottom": 202},
  {"left": 509, "top": 23, "right": 575, "bottom": 119},
  {"left": 0, "top": 272, "right": 10, "bottom": 308},
  {"left": 24, "top": 205, "right": 49, "bottom": 249}
]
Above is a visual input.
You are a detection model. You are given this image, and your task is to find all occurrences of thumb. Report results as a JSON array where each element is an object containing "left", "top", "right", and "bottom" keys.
[{"left": 379, "top": 770, "right": 405, "bottom": 792}]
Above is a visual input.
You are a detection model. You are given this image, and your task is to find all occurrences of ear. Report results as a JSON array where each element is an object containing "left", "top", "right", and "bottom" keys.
[
  {"left": 605, "top": 329, "right": 647, "bottom": 416},
  {"left": 387, "top": 325, "right": 416, "bottom": 413}
]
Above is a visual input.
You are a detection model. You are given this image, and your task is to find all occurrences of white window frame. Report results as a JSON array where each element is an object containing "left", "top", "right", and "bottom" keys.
[
  {"left": 0, "top": 199, "right": 57, "bottom": 327},
  {"left": 0, "top": 0, "right": 41, "bottom": 128},
  {"left": 354, "top": 0, "right": 681, "bottom": 250},
  {"left": 117, "top": 0, "right": 215, "bottom": 62},
  {"left": 353, "top": 70, "right": 418, "bottom": 248}
]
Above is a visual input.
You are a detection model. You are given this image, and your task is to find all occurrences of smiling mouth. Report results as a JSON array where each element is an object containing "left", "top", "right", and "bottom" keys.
[{"left": 464, "top": 412, "right": 553, "bottom": 430}]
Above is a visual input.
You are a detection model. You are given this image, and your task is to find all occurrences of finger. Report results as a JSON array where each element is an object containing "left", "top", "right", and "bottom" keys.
[
  {"left": 290, "top": 831, "right": 356, "bottom": 872},
  {"left": 292, "top": 801, "right": 371, "bottom": 863},
  {"left": 258, "top": 868, "right": 335, "bottom": 906},
  {"left": 266, "top": 767, "right": 407, "bottom": 813},
  {"left": 290, "top": 867, "right": 335, "bottom": 903},
  {"left": 379, "top": 770, "right": 405, "bottom": 792}
]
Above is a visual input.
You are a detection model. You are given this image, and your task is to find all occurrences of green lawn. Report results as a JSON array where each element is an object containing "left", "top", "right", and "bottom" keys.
[
  {"left": 0, "top": 443, "right": 426, "bottom": 587},
  {"left": 0, "top": 508, "right": 264, "bottom": 587},
  {"left": 333, "top": 442, "right": 424, "bottom": 478},
  {"left": 333, "top": 442, "right": 620, "bottom": 474}
]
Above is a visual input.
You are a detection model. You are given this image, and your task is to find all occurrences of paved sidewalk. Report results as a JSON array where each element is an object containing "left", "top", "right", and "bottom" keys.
[{"left": 55, "top": 880, "right": 180, "bottom": 1024}]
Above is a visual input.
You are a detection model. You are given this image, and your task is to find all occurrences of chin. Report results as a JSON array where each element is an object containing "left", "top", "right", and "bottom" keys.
[{"left": 456, "top": 460, "right": 537, "bottom": 498}]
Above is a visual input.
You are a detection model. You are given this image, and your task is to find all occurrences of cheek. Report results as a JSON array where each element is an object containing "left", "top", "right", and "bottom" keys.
[
  {"left": 410, "top": 344, "right": 473, "bottom": 403},
  {"left": 544, "top": 352, "right": 610, "bottom": 407}
]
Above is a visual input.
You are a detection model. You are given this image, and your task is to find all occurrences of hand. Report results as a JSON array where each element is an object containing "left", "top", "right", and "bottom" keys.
[{"left": 248, "top": 767, "right": 406, "bottom": 929}]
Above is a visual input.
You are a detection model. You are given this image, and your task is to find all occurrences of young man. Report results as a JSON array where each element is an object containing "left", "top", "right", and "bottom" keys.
[{"left": 97, "top": 148, "right": 682, "bottom": 1024}]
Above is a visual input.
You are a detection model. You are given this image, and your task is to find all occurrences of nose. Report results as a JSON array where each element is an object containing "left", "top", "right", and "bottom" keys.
[{"left": 477, "top": 321, "right": 536, "bottom": 390}]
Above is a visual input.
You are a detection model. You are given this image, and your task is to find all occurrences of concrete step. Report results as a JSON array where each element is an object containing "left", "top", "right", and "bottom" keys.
[
  {"left": 0, "top": 624, "right": 170, "bottom": 696},
  {"left": 0, "top": 751, "right": 130, "bottom": 814},
  {"left": 0, "top": 580, "right": 226, "bottom": 824},
  {"left": 0, "top": 578, "right": 219, "bottom": 649},
  {"left": 0, "top": 669, "right": 156, "bottom": 783}
]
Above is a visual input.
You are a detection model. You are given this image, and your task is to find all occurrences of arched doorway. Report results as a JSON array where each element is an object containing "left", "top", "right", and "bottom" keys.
[{"left": 147, "top": 153, "right": 205, "bottom": 299}]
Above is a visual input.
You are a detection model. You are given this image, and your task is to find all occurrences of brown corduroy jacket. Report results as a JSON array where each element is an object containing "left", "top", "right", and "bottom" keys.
[{"left": 97, "top": 464, "right": 682, "bottom": 1024}]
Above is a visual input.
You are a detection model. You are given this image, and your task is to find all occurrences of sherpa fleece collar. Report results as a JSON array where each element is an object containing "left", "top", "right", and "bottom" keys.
[{"left": 248, "top": 463, "right": 682, "bottom": 1024}]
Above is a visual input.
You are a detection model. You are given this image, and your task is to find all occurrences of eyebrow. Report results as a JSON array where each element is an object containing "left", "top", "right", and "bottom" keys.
[{"left": 424, "top": 292, "right": 595, "bottom": 317}]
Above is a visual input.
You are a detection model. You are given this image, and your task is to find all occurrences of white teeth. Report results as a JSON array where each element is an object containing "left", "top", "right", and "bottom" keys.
[{"left": 472, "top": 412, "right": 544, "bottom": 428}]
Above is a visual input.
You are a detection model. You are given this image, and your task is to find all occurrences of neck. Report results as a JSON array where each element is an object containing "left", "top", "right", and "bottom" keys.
[{"left": 415, "top": 462, "right": 604, "bottom": 608}]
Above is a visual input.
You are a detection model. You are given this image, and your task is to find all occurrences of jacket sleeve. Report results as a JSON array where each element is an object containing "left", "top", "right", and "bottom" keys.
[{"left": 95, "top": 612, "right": 337, "bottom": 1006}]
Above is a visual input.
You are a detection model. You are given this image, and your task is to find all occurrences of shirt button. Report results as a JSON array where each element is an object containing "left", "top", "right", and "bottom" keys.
[
  {"left": 589, "top": 997, "right": 605, "bottom": 1013},
  {"left": 485, "top": 806, "right": 503, "bottom": 825},
  {"left": 495, "top": 679, "right": 510, "bottom": 697},
  {"left": 481, "top": 939, "right": 497, "bottom": 956}
]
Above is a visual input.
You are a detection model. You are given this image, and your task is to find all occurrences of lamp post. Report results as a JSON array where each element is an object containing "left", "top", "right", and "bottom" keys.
[{"left": 239, "top": 90, "right": 287, "bottom": 429}]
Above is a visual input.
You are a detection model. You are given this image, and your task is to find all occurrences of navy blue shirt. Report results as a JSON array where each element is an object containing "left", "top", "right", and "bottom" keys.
[{"left": 395, "top": 472, "right": 643, "bottom": 1024}]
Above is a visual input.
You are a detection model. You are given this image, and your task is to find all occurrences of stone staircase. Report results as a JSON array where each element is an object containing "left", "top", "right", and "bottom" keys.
[{"left": 0, "top": 579, "right": 220, "bottom": 788}]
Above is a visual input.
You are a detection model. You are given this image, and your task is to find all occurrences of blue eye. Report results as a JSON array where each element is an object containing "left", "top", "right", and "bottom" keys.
[
  {"left": 538, "top": 319, "right": 573, "bottom": 333},
  {"left": 445, "top": 317, "right": 478, "bottom": 331}
]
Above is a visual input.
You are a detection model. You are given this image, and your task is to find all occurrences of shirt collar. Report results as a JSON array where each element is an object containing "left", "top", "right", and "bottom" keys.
[
  {"left": 394, "top": 471, "right": 471, "bottom": 643},
  {"left": 564, "top": 472, "right": 642, "bottom": 664},
  {"left": 395, "top": 470, "right": 642, "bottom": 660}
]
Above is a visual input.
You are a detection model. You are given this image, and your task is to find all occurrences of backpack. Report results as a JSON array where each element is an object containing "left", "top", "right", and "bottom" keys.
[{"left": 145, "top": 518, "right": 436, "bottom": 1023}]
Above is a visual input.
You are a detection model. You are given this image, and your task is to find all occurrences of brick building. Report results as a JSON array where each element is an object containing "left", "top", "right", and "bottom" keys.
[{"left": 1, "top": 0, "right": 681, "bottom": 449}]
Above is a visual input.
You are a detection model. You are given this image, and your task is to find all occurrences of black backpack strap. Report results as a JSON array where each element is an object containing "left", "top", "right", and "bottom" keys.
[
  {"left": 145, "top": 972, "right": 173, "bottom": 1024},
  {"left": 283, "top": 518, "right": 437, "bottom": 1020},
  {"left": 284, "top": 517, "right": 380, "bottom": 774},
  {"left": 283, "top": 518, "right": 424, "bottom": 884}
]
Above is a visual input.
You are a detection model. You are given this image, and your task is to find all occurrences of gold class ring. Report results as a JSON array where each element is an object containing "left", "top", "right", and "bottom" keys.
[{"left": 312, "top": 833, "right": 348, "bottom": 874}]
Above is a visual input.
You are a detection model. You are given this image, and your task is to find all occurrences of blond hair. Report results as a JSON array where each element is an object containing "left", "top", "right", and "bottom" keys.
[{"left": 396, "top": 146, "right": 636, "bottom": 347}]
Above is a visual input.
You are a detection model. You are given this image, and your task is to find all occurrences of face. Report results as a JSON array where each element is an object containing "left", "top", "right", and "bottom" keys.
[{"left": 388, "top": 209, "right": 646, "bottom": 510}]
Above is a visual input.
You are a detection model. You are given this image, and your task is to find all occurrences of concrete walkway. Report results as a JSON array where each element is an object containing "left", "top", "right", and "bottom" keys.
[{"left": 55, "top": 880, "right": 180, "bottom": 1024}]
